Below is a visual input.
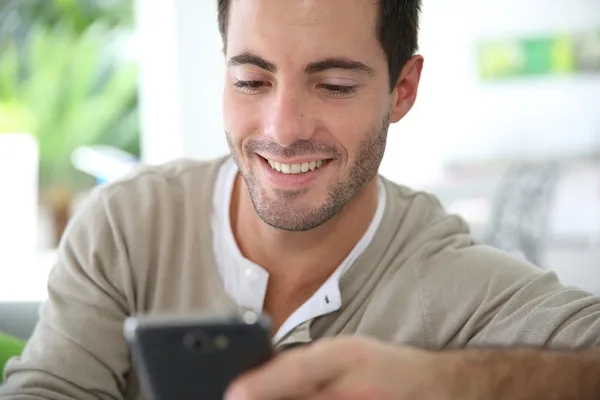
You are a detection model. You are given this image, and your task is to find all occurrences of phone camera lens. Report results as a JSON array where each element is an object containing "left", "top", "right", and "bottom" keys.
[{"left": 183, "top": 332, "right": 207, "bottom": 352}]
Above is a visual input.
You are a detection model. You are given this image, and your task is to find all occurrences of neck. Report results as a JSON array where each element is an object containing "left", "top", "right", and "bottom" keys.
[{"left": 231, "top": 175, "right": 380, "bottom": 291}]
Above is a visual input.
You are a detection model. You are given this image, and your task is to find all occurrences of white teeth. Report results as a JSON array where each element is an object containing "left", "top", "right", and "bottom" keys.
[{"left": 266, "top": 159, "right": 327, "bottom": 174}]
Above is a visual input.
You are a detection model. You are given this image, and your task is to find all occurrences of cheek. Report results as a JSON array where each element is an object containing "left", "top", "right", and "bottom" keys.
[
  {"left": 223, "top": 92, "right": 261, "bottom": 144},
  {"left": 324, "top": 103, "right": 384, "bottom": 162}
]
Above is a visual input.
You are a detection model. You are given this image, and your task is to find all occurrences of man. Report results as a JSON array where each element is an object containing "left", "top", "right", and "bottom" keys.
[{"left": 2, "top": 0, "right": 600, "bottom": 398}]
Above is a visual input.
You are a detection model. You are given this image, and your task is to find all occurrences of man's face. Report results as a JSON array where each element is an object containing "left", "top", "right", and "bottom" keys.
[{"left": 223, "top": 0, "right": 396, "bottom": 231}]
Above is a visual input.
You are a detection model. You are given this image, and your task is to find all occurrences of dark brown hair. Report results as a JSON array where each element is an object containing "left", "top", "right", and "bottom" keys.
[{"left": 217, "top": 0, "right": 422, "bottom": 89}]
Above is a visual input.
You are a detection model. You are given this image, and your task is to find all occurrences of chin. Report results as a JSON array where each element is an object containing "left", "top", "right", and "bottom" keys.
[{"left": 250, "top": 187, "right": 338, "bottom": 232}]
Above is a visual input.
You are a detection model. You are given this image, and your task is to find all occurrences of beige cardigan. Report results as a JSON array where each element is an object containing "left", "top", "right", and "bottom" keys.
[{"left": 2, "top": 157, "right": 599, "bottom": 399}]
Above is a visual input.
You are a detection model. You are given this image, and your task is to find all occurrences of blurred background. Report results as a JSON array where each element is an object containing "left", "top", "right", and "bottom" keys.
[
  {"left": 0, "top": 0, "right": 139, "bottom": 304},
  {"left": 0, "top": 0, "right": 599, "bottom": 338}
]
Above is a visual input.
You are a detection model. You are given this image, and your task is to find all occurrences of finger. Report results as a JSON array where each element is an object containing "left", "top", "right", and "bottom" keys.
[
  {"left": 225, "top": 339, "right": 355, "bottom": 400},
  {"left": 306, "top": 371, "right": 385, "bottom": 400}
]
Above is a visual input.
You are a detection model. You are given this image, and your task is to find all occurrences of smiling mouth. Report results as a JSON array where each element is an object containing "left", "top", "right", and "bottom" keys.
[{"left": 261, "top": 157, "right": 331, "bottom": 175}]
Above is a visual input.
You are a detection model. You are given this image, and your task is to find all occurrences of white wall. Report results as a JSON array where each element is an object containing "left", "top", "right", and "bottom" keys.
[
  {"left": 136, "top": 0, "right": 228, "bottom": 164},
  {"left": 381, "top": 1, "right": 477, "bottom": 186},
  {"left": 0, "top": 134, "right": 38, "bottom": 263},
  {"left": 0, "top": 134, "right": 44, "bottom": 301},
  {"left": 382, "top": 0, "right": 600, "bottom": 185},
  {"left": 465, "top": 0, "right": 600, "bottom": 159}
]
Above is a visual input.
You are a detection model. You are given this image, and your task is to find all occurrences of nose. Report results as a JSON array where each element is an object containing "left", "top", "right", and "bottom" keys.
[{"left": 263, "top": 86, "right": 315, "bottom": 147}]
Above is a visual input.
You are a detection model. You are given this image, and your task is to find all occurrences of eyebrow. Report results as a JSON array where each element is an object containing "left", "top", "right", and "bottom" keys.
[
  {"left": 305, "top": 58, "right": 376, "bottom": 76},
  {"left": 227, "top": 52, "right": 277, "bottom": 73},
  {"left": 227, "top": 52, "right": 376, "bottom": 77}
]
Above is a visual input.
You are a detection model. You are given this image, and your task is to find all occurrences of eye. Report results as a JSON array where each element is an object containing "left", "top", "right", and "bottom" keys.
[
  {"left": 319, "top": 84, "right": 359, "bottom": 97},
  {"left": 234, "top": 80, "right": 269, "bottom": 94}
]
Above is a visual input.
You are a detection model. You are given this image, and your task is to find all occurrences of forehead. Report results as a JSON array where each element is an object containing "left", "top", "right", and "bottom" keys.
[{"left": 226, "top": 0, "right": 384, "bottom": 65}]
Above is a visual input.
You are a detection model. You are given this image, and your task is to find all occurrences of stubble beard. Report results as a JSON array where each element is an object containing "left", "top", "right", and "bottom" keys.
[{"left": 226, "top": 114, "right": 389, "bottom": 232}]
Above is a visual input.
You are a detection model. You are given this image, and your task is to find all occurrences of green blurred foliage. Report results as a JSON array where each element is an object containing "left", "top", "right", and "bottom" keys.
[
  {"left": 0, "top": 0, "right": 133, "bottom": 45},
  {"left": 0, "top": 0, "right": 139, "bottom": 191}
]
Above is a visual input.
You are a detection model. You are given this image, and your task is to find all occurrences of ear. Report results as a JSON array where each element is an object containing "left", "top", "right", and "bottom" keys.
[{"left": 389, "top": 55, "right": 424, "bottom": 123}]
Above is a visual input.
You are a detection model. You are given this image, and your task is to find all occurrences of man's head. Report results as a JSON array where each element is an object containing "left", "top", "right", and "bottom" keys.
[
  {"left": 219, "top": 0, "right": 423, "bottom": 231},
  {"left": 219, "top": 0, "right": 422, "bottom": 91}
]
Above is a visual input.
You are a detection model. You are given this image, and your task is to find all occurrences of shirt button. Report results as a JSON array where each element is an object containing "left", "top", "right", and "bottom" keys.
[{"left": 245, "top": 268, "right": 259, "bottom": 281}]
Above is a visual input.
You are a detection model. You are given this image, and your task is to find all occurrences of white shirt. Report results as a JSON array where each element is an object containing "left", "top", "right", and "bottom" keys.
[{"left": 211, "top": 157, "right": 386, "bottom": 342}]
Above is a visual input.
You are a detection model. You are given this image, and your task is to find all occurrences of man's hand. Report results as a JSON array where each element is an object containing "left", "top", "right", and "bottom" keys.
[
  {"left": 225, "top": 336, "right": 453, "bottom": 400},
  {"left": 226, "top": 336, "right": 600, "bottom": 400}
]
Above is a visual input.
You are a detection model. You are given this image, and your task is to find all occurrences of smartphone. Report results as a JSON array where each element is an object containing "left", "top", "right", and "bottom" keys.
[{"left": 124, "top": 309, "right": 273, "bottom": 400}]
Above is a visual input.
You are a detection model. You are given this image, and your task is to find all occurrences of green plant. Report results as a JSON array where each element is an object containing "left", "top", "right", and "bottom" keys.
[
  {"left": 0, "top": 332, "right": 25, "bottom": 383},
  {"left": 0, "top": 22, "right": 139, "bottom": 190},
  {"left": 1, "top": 0, "right": 133, "bottom": 48}
]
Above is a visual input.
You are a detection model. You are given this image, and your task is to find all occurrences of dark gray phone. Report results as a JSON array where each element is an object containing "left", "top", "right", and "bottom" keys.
[{"left": 124, "top": 309, "right": 273, "bottom": 400}]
